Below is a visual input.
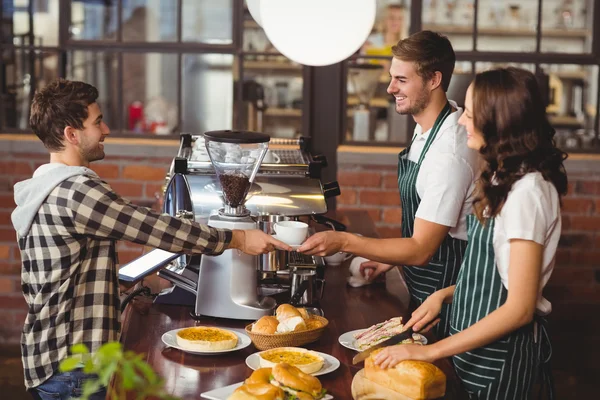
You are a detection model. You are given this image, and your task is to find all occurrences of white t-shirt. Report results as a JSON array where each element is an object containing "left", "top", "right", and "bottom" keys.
[
  {"left": 493, "top": 172, "right": 561, "bottom": 315},
  {"left": 407, "top": 100, "right": 479, "bottom": 240}
]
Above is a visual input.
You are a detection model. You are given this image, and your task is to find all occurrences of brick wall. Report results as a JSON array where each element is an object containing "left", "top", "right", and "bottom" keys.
[
  {"left": 0, "top": 144, "right": 171, "bottom": 344},
  {"left": 337, "top": 162, "right": 600, "bottom": 305}
]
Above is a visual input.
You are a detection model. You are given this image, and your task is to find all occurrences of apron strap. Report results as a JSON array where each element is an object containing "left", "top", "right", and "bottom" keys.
[{"left": 535, "top": 316, "right": 556, "bottom": 400}]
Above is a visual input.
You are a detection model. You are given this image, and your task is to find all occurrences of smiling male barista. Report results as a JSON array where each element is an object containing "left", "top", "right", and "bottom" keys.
[{"left": 299, "top": 31, "right": 478, "bottom": 339}]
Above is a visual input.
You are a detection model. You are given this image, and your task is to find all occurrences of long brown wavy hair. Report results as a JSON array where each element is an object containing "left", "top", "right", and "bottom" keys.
[{"left": 471, "top": 67, "right": 568, "bottom": 222}]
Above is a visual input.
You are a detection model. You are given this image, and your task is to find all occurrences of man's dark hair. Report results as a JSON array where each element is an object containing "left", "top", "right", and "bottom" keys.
[
  {"left": 392, "top": 30, "right": 456, "bottom": 91},
  {"left": 29, "top": 79, "right": 99, "bottom": 151}
]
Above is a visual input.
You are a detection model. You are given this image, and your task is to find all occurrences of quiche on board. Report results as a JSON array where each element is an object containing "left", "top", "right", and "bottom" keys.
[
  {"left": 176, "top": 326, "right": 238, "bottom": 351},
  {"left": 258, "top": 347, "right": 324, "bottom": 374}
]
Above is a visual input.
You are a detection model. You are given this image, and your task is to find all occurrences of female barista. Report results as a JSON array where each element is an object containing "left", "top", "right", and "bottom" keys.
[
  {"left": 373, "top": 67, "right": 563, "bottom": 399},
  {"left": 298, "top": 31, "right": 479, "bottom": 339}
]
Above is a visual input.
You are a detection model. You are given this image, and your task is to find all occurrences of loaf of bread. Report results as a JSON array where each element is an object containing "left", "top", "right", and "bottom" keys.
[{"left": 364, "top": 349, "right": 446, "bottom": 400}]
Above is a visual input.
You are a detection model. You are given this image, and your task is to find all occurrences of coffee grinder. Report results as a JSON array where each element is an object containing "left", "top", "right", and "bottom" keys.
[{"left": 195, "top": 130, "right": 276, "bottom": 320}]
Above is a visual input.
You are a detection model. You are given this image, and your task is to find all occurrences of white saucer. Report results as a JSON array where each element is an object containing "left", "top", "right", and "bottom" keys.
[
  {"left": 161, "top": 327, "right": 252, "bottom": 355},
  {"left": 201, "top": 381, "right": 334, "bottom": 400},
  {"left": 245, "top": 350, "right": 340, "bottom": 377},
  {"left": 272, "top": 235, "right": 302, "bottom": 250},
  {"left": 338, "top": 328, "right": 428, "bottom": 351}
]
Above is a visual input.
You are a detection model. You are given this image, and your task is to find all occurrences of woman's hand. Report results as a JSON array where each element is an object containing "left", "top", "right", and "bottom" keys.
[
  {"left": 359, "top": 260, "right": 393, "bottom": 281},
  {"left": 373, "top": 344, "right": 438, "bottom": 369},
  {"left": 297, "top": 231, "right": 347, "bottom": 256},
  {"left": 404, "top": 291, "right": 445, "bottom": 333}
]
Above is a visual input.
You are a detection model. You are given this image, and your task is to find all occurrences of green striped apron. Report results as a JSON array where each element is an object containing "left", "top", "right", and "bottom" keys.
[
  {"left": 398, "top": 102, "right": 467, "bottom": 339},
  {"left": 450, "top": 215, "right": 555, "bottom": 399}
]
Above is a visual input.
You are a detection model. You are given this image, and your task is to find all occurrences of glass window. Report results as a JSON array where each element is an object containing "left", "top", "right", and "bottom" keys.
[
  {"left": 541, "top": 0, "right": 594, "bottom": 54},
  {"left": 1, "top": 49, "right": 59, "bottom": 130},
  {"left": 541, "top": 64, "right": 598, "bottom": 151},
  {"left": 122, "top": 0, "right": 177, "bottom": 42},
  {"left": 5, "top": 0, "right": 60, "bottom": 46},
  {"left": 423, "top": 0, "right": 475, "bottom": 51},
  {"left": 475, "top": 1, "right": 539, "bottom": 52},
  {"left": 66, "top": 51, "right": 119, "bottom": 130},
  {"left": 361, "top": 0, "right": 410, "bottom": 56},
  {"left": 182, "top": 54, "right": 234, "bottom": 133},
  {"left": 182, "top": 0, "right": 233, "bottom": 44},
  {"left": 121, "top": 52, "right": 179, "bottom": 135},
  {"left": 70, "top": 0, "right": 118, "bottom": 41}
]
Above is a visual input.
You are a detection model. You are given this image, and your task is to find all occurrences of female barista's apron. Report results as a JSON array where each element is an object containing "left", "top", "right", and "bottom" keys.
[
  {"left": 398, "top": 102, "right": 467, "bottom": 339},
  {"left": 449, "top": 215, "right": 555, "bottom": 399}
]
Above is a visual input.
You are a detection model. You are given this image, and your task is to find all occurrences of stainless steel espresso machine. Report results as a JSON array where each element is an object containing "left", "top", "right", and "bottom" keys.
[{"left": 154, "top": 131, "right": 342, "bottom": 320}]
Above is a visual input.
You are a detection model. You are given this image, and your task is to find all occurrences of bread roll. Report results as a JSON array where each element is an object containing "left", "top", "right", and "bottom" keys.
[
  {"left": 245, "top": 368, "right": 272, "bottom": 385},
  {"left": 227, "top": 382, "right": 285, "bottom": 400},
  {"left": 271, "top": 363, "right": 322, "bottom": 398},
  {"left": 276, "top": 316, "right": 307, "bottom": 333},
  {"left": 297, "top": 307, "right": 311, "bottom": 321},
  {"left": 252, "top": 316, "right": 279, "bottom": 334},
  {"left": 275, "top": 304, "right": 302, "bottom": 322},
  {"left": 364, "top": 349, "right": 446, "bottom": 400}
]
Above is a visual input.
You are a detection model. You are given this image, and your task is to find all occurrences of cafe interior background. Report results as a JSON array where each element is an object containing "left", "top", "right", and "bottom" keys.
[{"left": 0, "top": 0, "right": 599, "bottom": 397}]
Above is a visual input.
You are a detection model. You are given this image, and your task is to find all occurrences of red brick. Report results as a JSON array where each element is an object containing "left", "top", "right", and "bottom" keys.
[
  {"left": 570, "top": 216, "right": 600, "bottom": 231},
  {"left": 376, "top": 226, "right": 402, "bottom": 238},
  {"left": 338, "top": 189, "right": 357, "bottom": 205},
  {"left": 0, "top": 295, "right": 26, "bottom": 309},
  {"left": 0, "top": 228, "right": 16, "bottom": 241},
  {"left": 547, "top": 267, "right": 595, "bottom": 285},
  {"left": 555, "top": 249, "right": 572, "bottom": 265},
  {"left": 145, "top": 183, "right": 164, "bottom": 198},
  {"left": 572, "top": 251, "right": 600, "bottom": 265},
  {"left": 0, "top": 210, "right": 11, "bottom": 226},
  {"left": 561, "top": 215, "right": 570, "bottom": 231},
  {"left": 0, "top": 195, "right": 15, "bottom": 208},
  {"left": 122, "top": 165, "right": 166, "bottom": 181},
  {"left": 338, "top": 172, "right": 382, "bottom": 188},
  {"left": 0, "top": 261, "right": 20, "bottom": 275},
  {"left": 383, "top": 208, "right": 402, "bottom": 224},
  {"left": 562, "top": 198, "right": 594, "bottom": 214},
  {"left": 567, "top": 182, "right": 575, "bottom": 195},
  {"left": 383, "top": 174, "right": 399, "bottom": 189},
  {"left": 0, "top": 278, "right": 13, "bottom": 293},
  {"left": 576, "top": 181, "right": 600, "bottom": 195},
  {"left": 109, "top": 182, "right": 144, "bottom": 199},
  {"left": 337, "top": 207, "right": 381, "bottom": 222},
  {"left": 544, "top": 285, "right": 600, "bottom": 304},
  {"left": 360, "top": 190, "right": 400, "bottom": 206},
  {"left": 558, "top": 233, "right": 593, "bottom": 248},
  {"left": 0, "top": 245, "right": 9, "bottom": 259},
  {"left": 361, "top": 164, "right": 397, "bottom": 171},
  {"left": 0, "top": 161, "right": 32, "bottom": 176},
  {"left": 90, "top": 163, "right": 120, "bottom": 179}
]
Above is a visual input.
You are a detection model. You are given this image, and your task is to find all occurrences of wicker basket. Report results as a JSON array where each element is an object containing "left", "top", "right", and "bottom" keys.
[{"left": 245, "top": 316, "right": 329, "bottom": 350}]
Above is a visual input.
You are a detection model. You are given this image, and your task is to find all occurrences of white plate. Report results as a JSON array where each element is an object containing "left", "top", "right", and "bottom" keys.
[
  {"left": 201, "top": 381, "right": 334, "bottom": 400},
  {"left": 161, "top": 327, "right": 252, "bottom": 355},
  {"left": 272, "top": 235, "right": 302, "bottom": 250},
  {"left": 338, "top": 329, "right": 428, "bottom": 351},
  {"left": 245, "top": 350, "right": 340, "bottom": 377}
]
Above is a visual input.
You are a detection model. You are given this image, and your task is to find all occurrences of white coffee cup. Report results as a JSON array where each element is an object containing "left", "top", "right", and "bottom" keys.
[
  {"left": 273, "top": 221, "right": 308, "bottom": 245},
  {"left": 324, "top": 252, "right": 352, "bottom": 266},
  {"left": 262, "top": 151, "right": 281, "bottom": 164}
]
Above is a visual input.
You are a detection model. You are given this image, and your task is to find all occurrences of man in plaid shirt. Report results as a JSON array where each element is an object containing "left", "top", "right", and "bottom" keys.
[{"left": 11, "top": 79, "right": 290, "bottom": 399}]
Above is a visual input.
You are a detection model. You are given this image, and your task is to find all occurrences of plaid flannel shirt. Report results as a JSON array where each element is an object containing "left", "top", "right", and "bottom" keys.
[{"left": 18, "top": 174, "right": 231, "bottom": 389}]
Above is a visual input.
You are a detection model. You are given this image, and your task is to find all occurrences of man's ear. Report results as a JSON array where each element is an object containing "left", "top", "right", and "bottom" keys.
[
  {"left": 63, "top": 126, "right": 80, "bottom": 146},
  {"left": 429, "top": 71, "right": 443, "bottom": 92}
]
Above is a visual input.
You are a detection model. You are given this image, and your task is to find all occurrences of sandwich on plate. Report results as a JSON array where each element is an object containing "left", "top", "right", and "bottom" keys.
[{"left": 353, "top": 317, "right": 412, "bottom": 350}]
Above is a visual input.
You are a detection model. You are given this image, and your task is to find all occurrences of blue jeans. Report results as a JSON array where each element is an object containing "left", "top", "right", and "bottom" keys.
[{"left": 29, "top": 370, "right": 106, "bottom": 400}]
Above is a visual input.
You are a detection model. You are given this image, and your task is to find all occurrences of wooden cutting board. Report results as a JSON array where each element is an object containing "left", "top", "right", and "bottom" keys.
[{"left": 351, "top": 369, "right": 416, "bottom": 400}]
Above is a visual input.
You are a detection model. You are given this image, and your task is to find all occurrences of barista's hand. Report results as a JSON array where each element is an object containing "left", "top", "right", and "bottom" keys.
[
  {"left": 403, "top": 290, "right": 444, "bottom": 334},
  {"left": 297, "top": 231, "right": 346, "bottom": 256},
  {"left": 231, "top": 229, "right": 293, "bottom": 255},
  {"left": 359, "top": 260, "right": 393, "bottom": 281}
]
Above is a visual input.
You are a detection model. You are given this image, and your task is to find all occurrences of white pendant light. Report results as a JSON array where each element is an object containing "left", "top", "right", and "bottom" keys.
[
  {"left": 260, "top": 0, "right": 376, "bottom": 67},
  {"left": 247, "top": 0, "right": 263, "bottom": 27}
]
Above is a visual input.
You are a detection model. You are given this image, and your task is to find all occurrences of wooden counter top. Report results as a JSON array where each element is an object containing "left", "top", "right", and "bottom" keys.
[{"left": 118, "top": 211, "right": 467, "bottom": 399}]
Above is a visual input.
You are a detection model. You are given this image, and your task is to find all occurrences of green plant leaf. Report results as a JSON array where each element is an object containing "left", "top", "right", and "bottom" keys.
[
  {"left": 59, "top": 357, "right": 81, "bottom": 372},
  {"left": 99, "top": 360, "right": 118, "bottom": 386},
  {"left": 98, "top": 342, "right": 123, "bottom": 360},
  {"left": 70, "top": 343, "right": 90, "bottom": 355},
  {"left": 133, "top": 358, "right": 158, "bottom": 383},
  {"left": 121, "top": 362, "right": 138, "bottom": 390},
  {"left": 81, "top": 379, "right": 102, "bottom": 399},
  {"left": 83, "top": 358, "right": 95, "bottom": 375}
]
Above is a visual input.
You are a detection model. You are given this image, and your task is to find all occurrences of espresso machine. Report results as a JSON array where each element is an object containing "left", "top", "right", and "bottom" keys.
[{"left": 154, "top": 131, "right": 342, "bottom": 320}]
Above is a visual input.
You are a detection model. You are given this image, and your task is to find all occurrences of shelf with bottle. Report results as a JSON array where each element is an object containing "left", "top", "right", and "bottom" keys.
[{"left": 422, "top": 24, "right": 590, "bottom": 38}]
